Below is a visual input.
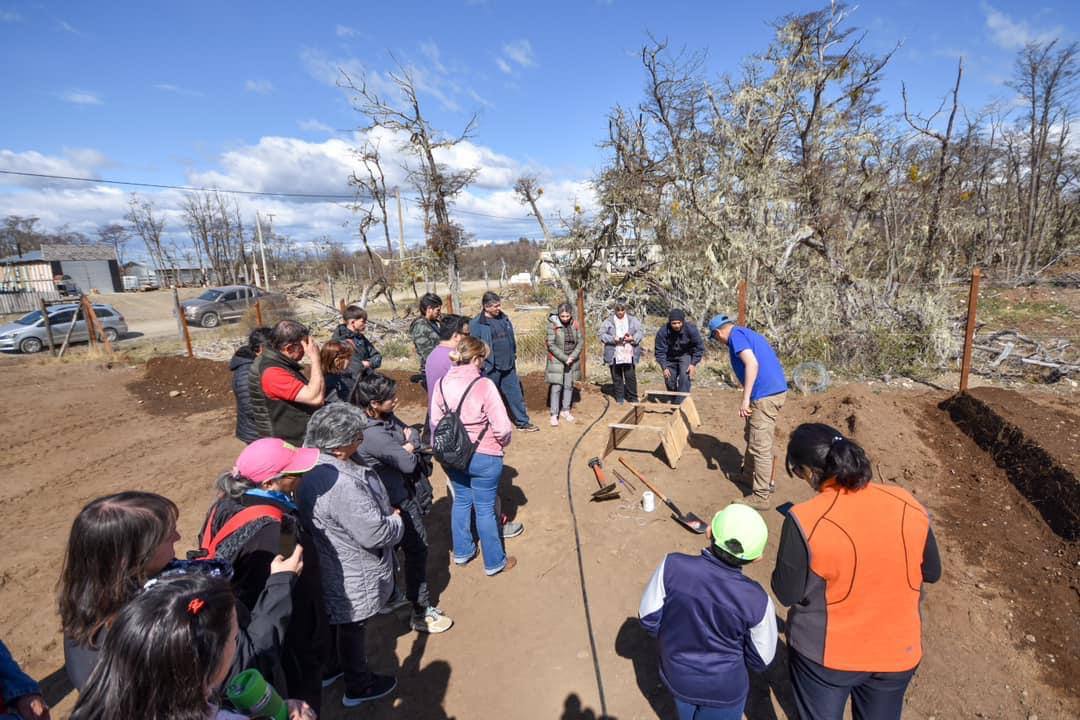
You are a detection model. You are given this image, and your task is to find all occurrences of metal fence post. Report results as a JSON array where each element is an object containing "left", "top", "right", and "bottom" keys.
[{"left": 959, "top": 267, "right": 981, "bottom": 393}]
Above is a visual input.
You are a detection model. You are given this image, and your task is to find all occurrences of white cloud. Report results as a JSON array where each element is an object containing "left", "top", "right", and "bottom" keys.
[
  {"left": 420, "top": 41, "right": 448, "bottom": 75},
  {"left": 0, "top": 148, "right": 109, "bottom": 188},
  {"left": 495, "top": 57, "right": 512, "bottom": 75},
  {"left": 59, "top": 90, "right": 103, "bottom": 105},
  {"left": 298, "top": 118, "right": 335, "bottom": 134},
  {"left": 301, "top": 48, "right": 464, "bottom": 113},
  {"left": 502, "top": 39, "right": 536, "bottom": 68},
  {"left": 154, "top": 83, "right": 203, "bottom": 97},
  {"left": 336, "top": 24, "right": 357, "bottom": 38},
  {"left": 983, "top": 5, "right": 1063, "bottom": 50},
  {"left": 0, "top": 134, "right": 597, "bottom": 253},
  {"left": 245, "top": 79, "right": 275, "bottom": 95},
  {"left": 0, "top": 9, "right": 20, "bottom": 22},
  {"left": 58, "top": 20, "right": 82, "bottom": 35}
]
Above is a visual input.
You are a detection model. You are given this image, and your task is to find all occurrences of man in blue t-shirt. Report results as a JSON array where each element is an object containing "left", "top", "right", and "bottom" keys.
[{"left": 708, "top": 315, "right": 787, "bottom": 509}]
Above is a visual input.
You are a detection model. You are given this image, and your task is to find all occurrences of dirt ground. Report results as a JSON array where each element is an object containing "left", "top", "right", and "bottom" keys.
[{"left": 1, "top": 354, "right": 1077, "bottom": 719}]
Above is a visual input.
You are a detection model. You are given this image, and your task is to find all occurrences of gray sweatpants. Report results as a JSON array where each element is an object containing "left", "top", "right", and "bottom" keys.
[{"left": 549, "top": 375, "right": 574, "bottom": 415}]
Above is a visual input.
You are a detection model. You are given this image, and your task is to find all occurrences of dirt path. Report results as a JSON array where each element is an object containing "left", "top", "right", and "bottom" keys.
[{"left": 0, "top": 356, "right": 1076, "bottom": 719}]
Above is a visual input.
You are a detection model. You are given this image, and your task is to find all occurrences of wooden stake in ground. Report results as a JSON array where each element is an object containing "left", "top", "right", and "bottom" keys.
[
  {"left": 81, "top": 297, "right": 113, "bottom": 354},
  {"left": 445, "top": 294, "right": 455, "bottom": 314},
  {"left": 80, "top": 296, "right": 97, "bottom": 350},
  {"left": 57, "top": 302, "right": 81, "bottom": 358},
  {"left": 959, "top": 266, "right": 981, "bottom": 393},
  {"left": 37, "top": 297, "right": 55, "bottom": 355},
  {"left": 577, "top": 287, "right": 588, "bottom": 379},
  {"left": 737, "top": 279, "right": 748, "bottom": 326},
  {"left": 172, "top": 288, "right": 194, "bottom": 358},
  {"left": 255, "top": 300, "right": 264, "bottom": 326}
]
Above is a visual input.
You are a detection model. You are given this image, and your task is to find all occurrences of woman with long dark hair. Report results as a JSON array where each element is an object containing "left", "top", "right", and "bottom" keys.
[
  {"left": 58, "top": 491, "right": 181, "bottom": 690},
  {"left": 70, "top": 574, "right": 314, "bottom": 720},
  {"left": 771, "top": 423, "right": 942, "bottom": 720}
]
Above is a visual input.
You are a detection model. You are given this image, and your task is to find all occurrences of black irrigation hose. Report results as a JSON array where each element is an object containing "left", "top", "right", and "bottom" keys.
[{"left": 564, "top": 395, "right": 612, "bottom": 718}]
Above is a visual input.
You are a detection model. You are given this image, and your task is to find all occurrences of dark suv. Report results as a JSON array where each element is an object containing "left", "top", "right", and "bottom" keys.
[{"left": 178, "top": 285, "right": 283, "bottom": 328}]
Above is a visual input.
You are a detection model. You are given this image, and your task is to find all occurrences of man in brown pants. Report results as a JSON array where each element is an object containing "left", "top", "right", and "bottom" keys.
[{"left": 708, "top": 315, "right": 788, "bottom": 509}]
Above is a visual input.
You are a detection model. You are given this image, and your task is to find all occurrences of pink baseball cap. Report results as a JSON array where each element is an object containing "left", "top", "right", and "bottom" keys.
[{"left": 233, "top": 438, "right": 319, "bottom": 484}]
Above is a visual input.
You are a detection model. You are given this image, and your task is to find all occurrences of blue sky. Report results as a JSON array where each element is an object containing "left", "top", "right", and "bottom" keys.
[{"left": 1, "top": 1, "right": 1076, "bottom": 258}]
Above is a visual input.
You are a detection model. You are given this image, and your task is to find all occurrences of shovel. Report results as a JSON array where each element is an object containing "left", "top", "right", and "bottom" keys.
[
  {"left": 619, "top": 458, "right": 707, "bottom": 534},
  {"left": 587, "top": 457, "right": 620, "bottom": 501}
]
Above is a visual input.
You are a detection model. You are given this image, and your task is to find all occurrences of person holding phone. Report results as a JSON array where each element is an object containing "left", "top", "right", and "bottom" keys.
[
  {"left": 598, "top": 298, "right": 644, "bottom": 405},
  {"left": 195, "top": 438, "right": 326, "bottom": 713}
]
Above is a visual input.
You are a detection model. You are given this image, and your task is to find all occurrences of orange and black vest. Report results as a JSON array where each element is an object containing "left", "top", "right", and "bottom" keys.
[{"left": 787, "top": 482, "right": 930, "bottom": 672}]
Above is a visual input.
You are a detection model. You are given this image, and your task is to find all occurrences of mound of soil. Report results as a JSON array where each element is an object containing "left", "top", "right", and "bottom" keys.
[
  {"left": 128, "top": 356, "right": 233, "bottom": 416},
  {"left": 920, "top": 397, "right": 1080, "bottom": 702},
  {"left": 942, "top": 387, "right": 1080, "bottom": 540}
]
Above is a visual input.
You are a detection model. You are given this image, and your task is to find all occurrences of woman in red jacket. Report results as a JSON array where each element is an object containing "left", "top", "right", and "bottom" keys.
[{"left": 771, "top": 423, "right": 941, "bottom": 720}]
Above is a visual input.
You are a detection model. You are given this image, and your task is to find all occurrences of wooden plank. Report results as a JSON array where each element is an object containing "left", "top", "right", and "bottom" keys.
[
  {"left": 679, "top": 395, "right": 701, "bottom": 428},
  {"left": 608, "top": 423, "right": 666, "bottom": 433}
]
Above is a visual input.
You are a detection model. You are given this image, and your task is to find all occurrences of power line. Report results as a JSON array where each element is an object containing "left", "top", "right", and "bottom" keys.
[{"left": 0, "top": 168, "right": 545, "bottom": 222}]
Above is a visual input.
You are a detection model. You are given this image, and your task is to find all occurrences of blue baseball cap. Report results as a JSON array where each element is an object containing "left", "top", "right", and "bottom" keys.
[{"left": 707, "top": 314, "right": 734, "bottom": 334}]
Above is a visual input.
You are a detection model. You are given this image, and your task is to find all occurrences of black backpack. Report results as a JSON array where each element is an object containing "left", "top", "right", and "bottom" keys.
[{"left": 432, "top": 376, "right": 488, "bottom": 471}]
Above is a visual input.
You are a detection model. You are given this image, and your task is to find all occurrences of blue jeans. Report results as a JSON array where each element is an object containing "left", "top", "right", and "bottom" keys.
[
  {"left": 488, "top": 367, "right": 531, "bottom": 425},
  {"left": 662, "top": 355, "right": 692, "bottom": 400},
  {"left": 674, "top": 699, "right": 744, "bottom": 720},
  {"left": 789, "top": 649, "right": 915, "bottom": 720},
  {"left": 447, "top": 453, "right": 507, "bottom": 574}
]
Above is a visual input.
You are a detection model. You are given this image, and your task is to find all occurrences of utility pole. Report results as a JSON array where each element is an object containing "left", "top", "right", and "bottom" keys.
[
  {"left": 395, "top": 188, "right": 406, "bottom": 260},
  {"left": 255, "top": 212, "right": 271, "bottom": 291}
]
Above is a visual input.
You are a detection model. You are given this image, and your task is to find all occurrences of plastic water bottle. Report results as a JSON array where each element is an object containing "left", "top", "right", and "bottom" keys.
[{"left": 225, "top": 668, "right": 288, "bottom": 720}]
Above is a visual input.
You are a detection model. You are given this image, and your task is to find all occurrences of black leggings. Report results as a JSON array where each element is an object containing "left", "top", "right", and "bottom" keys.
[{"left": 609, "top": 363, "right": 638, "bottom": 402}]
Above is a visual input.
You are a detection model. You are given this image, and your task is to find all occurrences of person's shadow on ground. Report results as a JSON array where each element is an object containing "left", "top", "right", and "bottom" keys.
[
  {"left": 560, "top": 693, "right": 617, "bottom": 720},
  {"left": 614, "top": 617, "right": 677, "bottom": 719},
  {"left": 688, "top": 433, "right": 743, "bottom": 478},
  {"left": 499, "top": 464, "right": 528, "bottom": 521}
]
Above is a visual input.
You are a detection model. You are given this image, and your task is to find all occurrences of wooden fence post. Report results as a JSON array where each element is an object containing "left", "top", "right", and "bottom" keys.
[
  {"left": 959, "top": 267, "right": 981, "bottom": 393},
  {"left": 445, "top": 294, "right": 455, "bottom": 315},
  {"left": 255, "top": 300, "right": 264, "bottom": 326},
  {"left": 82, "top": 298, "right": 113, "bottom": 354},
  {"left": 58, "top": 302, "right": 81, "bottom": 358},
  {"left": 339, "top": 298, "right": 347, "bottom": 315},
  {"left": 80, "top": 297, "right": 97, "bottom": 350},
  {"left": 577, "top": 286, "right": 588, "bottom": 379},
  {"left": 737, "top": 279, "right": 748, "bottom": 326},
  {"left": 38, "top": 297, "right": 55, "bottom": 355},
  {"left": 172, "top": 288, "right": 193, "bottom": 358}
]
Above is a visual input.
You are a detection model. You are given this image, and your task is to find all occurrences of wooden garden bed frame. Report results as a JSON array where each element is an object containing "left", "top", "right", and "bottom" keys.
[{"left": 603, "top": 390, "right": 702, "bottom": 468}]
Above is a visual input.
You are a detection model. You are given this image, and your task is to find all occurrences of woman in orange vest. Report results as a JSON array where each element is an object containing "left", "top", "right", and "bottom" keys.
[{"left": 771, "top": 423, "right": 941, "bottom": 720}]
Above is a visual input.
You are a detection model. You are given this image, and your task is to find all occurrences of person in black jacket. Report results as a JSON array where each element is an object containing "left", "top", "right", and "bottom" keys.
[
  {"left": 195, "top": 438, "right": 325, "bottom": 713},
  {"left": 654, "top": 309, "right": 705, "bottom": 401},
  {"left": 331, "top": 305, "right": 382, "bottom": 381},
  {"left": 354, "top": 373, "right": 451, "bottom": 635},
  {"left": 231, "top": 327, "right": 272, "bottom": 444}
]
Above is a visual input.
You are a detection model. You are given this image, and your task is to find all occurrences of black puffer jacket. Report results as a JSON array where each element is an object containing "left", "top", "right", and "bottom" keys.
[{"left": 230, "top": 347, "right": 259, "bottom": 443}]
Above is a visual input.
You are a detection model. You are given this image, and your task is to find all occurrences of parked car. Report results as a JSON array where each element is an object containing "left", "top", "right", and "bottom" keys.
[
  {"left": 178, "top": 285, "right": 283, "bottom": 328},
  {"left": 0, "top": 303, "right": 128, "bottom": 354}
]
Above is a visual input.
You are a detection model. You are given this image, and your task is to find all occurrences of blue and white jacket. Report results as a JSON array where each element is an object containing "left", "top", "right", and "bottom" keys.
[{"left": 639, "top": 549, "right": 777, "bottom": 709}]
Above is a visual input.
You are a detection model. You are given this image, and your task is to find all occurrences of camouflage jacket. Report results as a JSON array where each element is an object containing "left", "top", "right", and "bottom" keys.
[{"left": 409, "top": 317, "right": 440, "bottom": 371}]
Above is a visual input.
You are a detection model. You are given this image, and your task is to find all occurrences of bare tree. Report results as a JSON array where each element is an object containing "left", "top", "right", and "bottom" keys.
[
  {"left": 341, "top": 60, "right": 478, "bottom": 310},
  {"left": 97, "top": 223, "right": 131, "bottom": 266},
  {"left": 514, "top": 174, "right": 575, "bottom": 301},
  {"left": 126, "top": 195, "right": 172, "bottom": 274}
]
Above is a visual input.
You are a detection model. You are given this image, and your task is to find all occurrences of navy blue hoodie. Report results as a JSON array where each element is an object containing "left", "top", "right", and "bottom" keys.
[{"left": 640, "top": 549, "right": 777, "bottom": 709}]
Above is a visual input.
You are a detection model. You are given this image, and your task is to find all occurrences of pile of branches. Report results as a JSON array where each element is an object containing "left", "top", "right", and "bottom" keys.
[{"left": 973, "top": 329, "right": 1080, "bottom": 379}]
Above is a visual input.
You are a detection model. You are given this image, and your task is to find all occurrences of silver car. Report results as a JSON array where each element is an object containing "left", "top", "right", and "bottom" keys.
[
  {"left": 0, "top": 303, "right": 128, "bottom": 353},
  {"left": 179, "top": 285, "right": 278, "bottom": 328}
]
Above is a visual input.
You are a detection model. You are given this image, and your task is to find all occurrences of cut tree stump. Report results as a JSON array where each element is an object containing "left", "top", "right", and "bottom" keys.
[{"left": 604, "top": 390, "right": 701, "bottom": 468}]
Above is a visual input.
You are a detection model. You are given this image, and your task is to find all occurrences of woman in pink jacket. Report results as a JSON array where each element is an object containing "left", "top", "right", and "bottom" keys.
[{"left": 430, "top": 336, "right": 518, "bottom": 576}]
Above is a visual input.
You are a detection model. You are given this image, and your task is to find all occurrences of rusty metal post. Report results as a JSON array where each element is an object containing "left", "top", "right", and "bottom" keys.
[
  {"left": 577, "top": 286, "right": 587, "bottom": 379},
  {"left": 959, "top": 267, "right": 981, "bottom": 393},
  {"left": 737, "top": 279, "right": 747, "bottom": 326}
]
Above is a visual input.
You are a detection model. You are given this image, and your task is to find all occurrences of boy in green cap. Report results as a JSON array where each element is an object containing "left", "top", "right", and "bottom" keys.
[{"left": 639, "top": 504, "right": 777, "bottom": 720}]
